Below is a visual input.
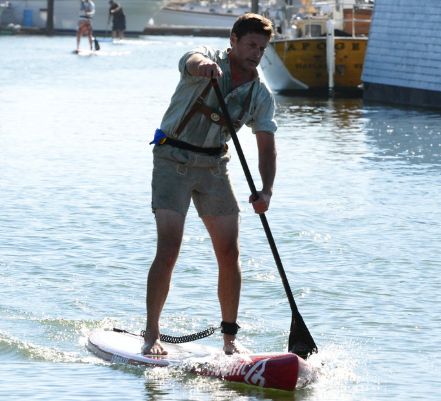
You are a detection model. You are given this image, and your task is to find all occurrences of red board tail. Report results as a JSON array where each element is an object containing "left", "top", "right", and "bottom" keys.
[{"left": 197, "top": 353, "right": 299, "bottom": 391}]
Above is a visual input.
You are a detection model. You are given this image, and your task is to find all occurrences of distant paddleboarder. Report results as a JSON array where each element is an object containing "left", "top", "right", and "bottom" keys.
[
  {"left": 108, "top": 0, "right": 126, "bottom": 40},
  {"left": 143, "top": 13, "right": 277, "bottom": 357},
  {"left": 75, "top": 0, "right": 96, "bottom": 53}
]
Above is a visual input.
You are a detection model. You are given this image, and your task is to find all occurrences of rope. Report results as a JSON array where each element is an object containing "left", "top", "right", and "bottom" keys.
[{"left": 113, "top": 326, "right": 218, "bottom": 344}]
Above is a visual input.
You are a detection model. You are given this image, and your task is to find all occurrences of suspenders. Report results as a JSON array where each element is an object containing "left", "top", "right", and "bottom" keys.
[{"left": 174, "top": 81, "right": 256, "bottom": 137}]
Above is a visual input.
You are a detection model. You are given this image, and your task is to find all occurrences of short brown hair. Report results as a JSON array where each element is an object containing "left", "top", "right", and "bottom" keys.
[{"left": 231, "top": 13, "right": 273, "bottom": 41}]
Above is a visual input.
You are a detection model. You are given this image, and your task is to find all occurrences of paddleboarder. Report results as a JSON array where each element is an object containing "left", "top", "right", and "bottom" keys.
[
  {"left": 108, "top": 0, "right": 126, "bottom": 40},
  {"left": 143, "top": 13, "right": 277, "bottom": 356},
  {"left": 75, "top": 0, "right": 96, "bottom": 53}
]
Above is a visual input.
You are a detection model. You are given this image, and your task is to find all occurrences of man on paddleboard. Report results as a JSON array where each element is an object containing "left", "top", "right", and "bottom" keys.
[{"left": 144, "top": 13, "right": 277, "bottom": 356}]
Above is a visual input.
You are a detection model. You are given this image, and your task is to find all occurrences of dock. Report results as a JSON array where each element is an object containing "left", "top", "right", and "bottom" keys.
[{"left": 1, "top": 25, "right": 230, "bottom": 38}]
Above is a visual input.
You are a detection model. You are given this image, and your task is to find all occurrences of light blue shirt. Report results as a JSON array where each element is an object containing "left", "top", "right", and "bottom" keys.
[{"left": 80, "top": 0, "right": 95, "bottom": 19}]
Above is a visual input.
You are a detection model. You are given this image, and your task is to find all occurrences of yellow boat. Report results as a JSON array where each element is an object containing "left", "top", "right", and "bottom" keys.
[{"left": 260, "top": 0, "right": 373, "bottom": 93}]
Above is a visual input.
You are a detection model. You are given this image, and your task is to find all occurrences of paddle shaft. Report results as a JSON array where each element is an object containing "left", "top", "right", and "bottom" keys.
[
  {"left": 210, "top": 78, "right": 317, "bottom": 357},
  {"left": 211, "top": 78, "right": 298, "bottom": 311}
]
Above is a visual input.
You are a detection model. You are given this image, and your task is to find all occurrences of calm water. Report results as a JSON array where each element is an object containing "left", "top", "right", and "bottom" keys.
[{"left": 1, "top": 35, "right": 440, "bottom": 401}]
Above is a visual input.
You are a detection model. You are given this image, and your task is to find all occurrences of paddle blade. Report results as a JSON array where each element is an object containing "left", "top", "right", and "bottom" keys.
[{"left": 288, "top": 313, "right": 318, "bottom": 359}]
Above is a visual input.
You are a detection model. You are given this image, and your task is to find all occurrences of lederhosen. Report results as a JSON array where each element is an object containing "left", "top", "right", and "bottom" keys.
[{"left": 160, "top": 81, "right": 255, "bottom": 156}]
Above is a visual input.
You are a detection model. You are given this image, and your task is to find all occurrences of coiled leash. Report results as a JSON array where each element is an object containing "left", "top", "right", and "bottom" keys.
[{"left": 113, "top": 321, "right": 240, "bottom": 344}]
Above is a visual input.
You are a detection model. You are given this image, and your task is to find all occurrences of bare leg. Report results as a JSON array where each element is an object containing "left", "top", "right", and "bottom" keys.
[
  {"left": 76, "top": 29, "right": 81, "bottom": 52},
  {"left": 76, "top": 22, "right": 87, "bottom": 52},
  {"left": 143, "top": 209, "right": 185, "bottom": 355},
  {"left": 88, "top": 28, "right": 93, "bottom": 51},
  {"left": 202, "top": 214, "right": 244, "bottom": 354}
]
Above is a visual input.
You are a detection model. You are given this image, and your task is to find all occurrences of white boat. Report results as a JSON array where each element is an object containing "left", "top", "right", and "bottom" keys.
[
  {"left": 0, "top": 1, "right": 8, "bottom": 16},
  {"left": 0, "top": 0, "right": 162, "bottom": 33},
  {"left": 151, "top": 0, "right": 282, "bottom": 29}
]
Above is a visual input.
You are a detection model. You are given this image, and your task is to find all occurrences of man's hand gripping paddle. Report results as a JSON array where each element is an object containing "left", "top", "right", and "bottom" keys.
[{"left": 210, "top": 77, "right": 318, "bottom": 359}]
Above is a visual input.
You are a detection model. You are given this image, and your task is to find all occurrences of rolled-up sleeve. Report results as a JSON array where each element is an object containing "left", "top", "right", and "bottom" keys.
[
  {"left": 247, "top": 85, "right": 277, "bottom": 134},
  {"left": 178, "top": 46, "right": 216, "bottom": 77}
]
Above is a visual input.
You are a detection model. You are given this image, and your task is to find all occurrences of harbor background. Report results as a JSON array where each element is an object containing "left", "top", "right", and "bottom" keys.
[
  {"left": 0, "top": 0, "right": 164, "bottom": 33},
  {"left": 1, "top": 34, "right": 440, "bottom": 400}
]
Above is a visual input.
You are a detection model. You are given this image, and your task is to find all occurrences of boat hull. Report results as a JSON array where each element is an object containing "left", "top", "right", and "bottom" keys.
[
  {"left": 261, "top": 37, "right": 368, "bottom": 92},
  {"left": 152, "top": 6, "right": 244, "bottom": 29}
]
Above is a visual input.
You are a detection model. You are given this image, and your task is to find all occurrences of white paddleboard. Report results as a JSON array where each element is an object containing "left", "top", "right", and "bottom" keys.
[
  {"left": 87, "top": 328, "right": 304, "bottom": 391},
  {"left": 72, "top": 49, "right": 93, "bottom": 54},
  {"left": 87, "top": 328, "right": 215, "bottom": 367}
]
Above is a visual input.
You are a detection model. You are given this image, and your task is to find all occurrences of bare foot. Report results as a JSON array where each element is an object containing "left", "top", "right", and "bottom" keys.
[
  {"left": 223, "top": 339, "right": 249, "bottom": 355},
  {"left": 141, "top": 338, "right": 168, "bottom": 356}
]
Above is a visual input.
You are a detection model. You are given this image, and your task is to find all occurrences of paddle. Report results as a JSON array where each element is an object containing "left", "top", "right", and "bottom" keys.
[
  {"left": 210, "top": 78, "right": 318, "bottom": 359},
  {"left": 93, "top": 37, "right": 100, "bottom": 51}
]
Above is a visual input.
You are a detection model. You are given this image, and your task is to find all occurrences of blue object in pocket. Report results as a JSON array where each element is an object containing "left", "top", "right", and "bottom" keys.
[{"left": 149, "top": 128, "right": 168, "bottom": 145}]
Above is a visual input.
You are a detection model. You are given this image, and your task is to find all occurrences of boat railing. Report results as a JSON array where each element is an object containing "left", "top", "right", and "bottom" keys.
[
  {"left": 0, "top": 1, "right": 11, "bottom": 13},
  {"left": 342, "top": 2, "right": 373, "bottom": 37},
  {"left": 280, "top": 0, "right": 373, "bottom": 39}
]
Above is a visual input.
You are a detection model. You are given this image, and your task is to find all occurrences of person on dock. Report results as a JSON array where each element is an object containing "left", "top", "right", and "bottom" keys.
[
  {"left": 143, "top": 13, "right": 277, "bottom": 356},
  {"left": 108, "top": 0, "right": 126, "bottom": 40},
  {"left": 75, "top": 0, "right": 96, "bottom": 53}
]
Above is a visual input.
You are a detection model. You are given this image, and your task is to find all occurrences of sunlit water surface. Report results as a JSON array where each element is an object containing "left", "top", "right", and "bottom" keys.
[{"left": 1, "top": 35, "right": 440, "bottom": 401}]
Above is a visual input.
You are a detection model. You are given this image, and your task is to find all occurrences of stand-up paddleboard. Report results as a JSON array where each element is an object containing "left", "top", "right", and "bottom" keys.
[
  {"left": 72, "top": 49, "right": 130, "bottom": 57},
  {"left": 87, "top": 329, "right": 304, "bottom": 391},
  {"left": 72, "top": 49, "right": 96, "bottom": 56}
]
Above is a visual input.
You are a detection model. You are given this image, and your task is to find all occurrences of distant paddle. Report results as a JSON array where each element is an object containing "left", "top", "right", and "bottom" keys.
[
  {"left": 211, "top": 77, "right": 318, "bottom": 359},
  {"left": 94, "top": 37, "right": 100, "bottom": 51}
]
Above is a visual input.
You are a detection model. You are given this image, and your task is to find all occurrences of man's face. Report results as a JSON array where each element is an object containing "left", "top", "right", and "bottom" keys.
[{"left": 230, "top": 32, "right": 270, "bottom": 73}]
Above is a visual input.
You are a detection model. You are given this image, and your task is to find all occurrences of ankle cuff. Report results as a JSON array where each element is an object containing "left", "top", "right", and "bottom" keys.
[{"left": 220, "top": 321, "right": 240, "bottom": 335}]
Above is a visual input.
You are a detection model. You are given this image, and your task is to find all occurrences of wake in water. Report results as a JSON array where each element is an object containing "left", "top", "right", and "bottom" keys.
[
  {"left": 0, "top": 330, "right": 85, "bottom": 364},
  {"left": 0, "top": 314, "right": 367, "bottom": 396},
  {"left": 73, "top": 49, "right": 131, "bottom": 57}
]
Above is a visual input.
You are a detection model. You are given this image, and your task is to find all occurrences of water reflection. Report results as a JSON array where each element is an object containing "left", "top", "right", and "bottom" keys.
[
  {"left": 275, "top": 94, "right": 365, "bottom": 131},
  {"left": 363, "top": 106, "right": 441, "bottom": 166},
  {"left": 274, "top": 94, "right": 441, "bottom": 167},
  {"left": 273, "top": 94, "right": 370, "bottom": 166}
]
